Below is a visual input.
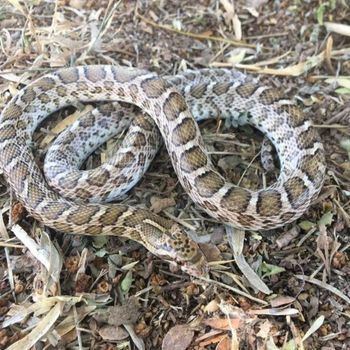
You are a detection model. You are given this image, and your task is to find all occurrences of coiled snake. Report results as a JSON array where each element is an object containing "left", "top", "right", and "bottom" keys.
[{"left": 0, "top": 66, "right": 326, "bottom": 275}]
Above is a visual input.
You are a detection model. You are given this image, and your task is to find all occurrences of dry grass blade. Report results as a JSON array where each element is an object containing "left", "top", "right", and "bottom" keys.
[
  {"left": 0, "top": 208, "right": 16, "bottom": 298},
  {"left": 324, "top": 36, "right": 335, "bottom": 74},
  {"left": 226, "top": 226, "right": 272, "bottom": 295},
  {"left": 54, "top": 305, "right": 96, "bottom": 339},
  {"left": 3, "top": 296, "right": 82, "bottom": 327},
  {"left": 219, "top": 0, "right": 242, "bottom": 41},
  {"left": 0, "top": 241, "right": 23, "bottom": 248},
  {"left": 295, "top": 275, "right": 350, "bottom": 304},
  {"left": 40, "top": 105, "right": 94, "bottom": 147},
  {"left": 236, "top": 50, "right": 325, "bottom": 76},
  {"left": 324, "top": 22, "right": 350, "bottom": 37},
  {"left": 78, "top": 0, "right": 122, "bottom": 61},
  {"left": 11, "top": 225, "right": 62, "bottom": 283},
  {"left": 5, "top": 0, "right": 26, "bottom": 16},
  {"left": 249, "top": 308, "right": 299, "bottom": 316},
  {"left": 6, "top": 302, "right": 63, "bottom": 350},
  {"left": 125, "top": 324, "right": 145, "bottom": 350},
  {"left": 302, "top": 315, "right": 325, "bottom": 342}
]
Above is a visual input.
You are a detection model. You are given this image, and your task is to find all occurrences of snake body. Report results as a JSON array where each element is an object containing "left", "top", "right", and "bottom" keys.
[{"left": 0, "top": 66, "right": 326, "bottom": 275}]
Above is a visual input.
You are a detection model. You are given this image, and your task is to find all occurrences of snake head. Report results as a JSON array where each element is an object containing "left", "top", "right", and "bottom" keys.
[{"left": 166, "top": 225, "right": 209, "bottom": 277}]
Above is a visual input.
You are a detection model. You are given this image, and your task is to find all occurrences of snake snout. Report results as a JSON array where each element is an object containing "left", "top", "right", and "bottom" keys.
[
  {"left": 168, "top": 224, "right": 209, "bottom": 277},
  {"left": 179, "top": 254, "right": 209, "bottom": 278}
]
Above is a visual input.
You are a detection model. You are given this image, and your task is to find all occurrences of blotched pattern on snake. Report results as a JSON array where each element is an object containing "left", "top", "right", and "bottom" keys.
[{"left": 0, "top": 66, "right": 326, "bottom": 275}]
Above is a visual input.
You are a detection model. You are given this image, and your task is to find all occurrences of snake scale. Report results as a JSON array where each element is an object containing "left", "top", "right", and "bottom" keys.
[{"left": 0, "top": 66, "right": 326, "bottom": 275}]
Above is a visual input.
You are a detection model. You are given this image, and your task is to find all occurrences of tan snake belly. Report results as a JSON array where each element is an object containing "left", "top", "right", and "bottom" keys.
[{"left": 0, "top": 66, "right": 326, "bottom": 275}]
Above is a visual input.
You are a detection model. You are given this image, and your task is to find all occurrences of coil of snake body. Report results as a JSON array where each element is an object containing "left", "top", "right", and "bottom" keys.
[{"left": 0, "top": 66, "right": 326, "bottom": 276}]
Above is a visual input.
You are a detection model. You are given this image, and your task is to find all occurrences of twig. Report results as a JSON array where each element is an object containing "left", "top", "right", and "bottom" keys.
[
  {"left": 245, "top": 32, "right": 289, "bottom": 39},
  {"left": 136, "top": 11, "right": 256, "bottom": 49},
  {"left": 313, "top": 124, "right": 349, "bottom": 129},
  {"left": 237, "top": 150, "right": 261, "bottom": 186},
  {"left": 194, "top": 276, "right": 268, "bottom": 305}
]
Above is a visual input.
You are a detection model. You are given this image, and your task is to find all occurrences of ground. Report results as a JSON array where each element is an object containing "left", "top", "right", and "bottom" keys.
[{"left": 0, "top": 0, "right": 349, "bottom": 349}]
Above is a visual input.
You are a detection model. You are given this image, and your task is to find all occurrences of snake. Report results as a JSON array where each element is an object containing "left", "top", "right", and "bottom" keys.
[{"left": 0, "top": 65, "right": 326, "bottom": 276}]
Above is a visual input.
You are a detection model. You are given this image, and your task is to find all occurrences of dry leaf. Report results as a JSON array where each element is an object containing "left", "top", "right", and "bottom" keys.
[
  {"left": 150, "top": 197, "right": 176, "bottom": 213},
  {"left": 245, "top": 0, "right": 269, "bottom": 17},
  {"left": 256, "top": 319, "right": 272, "bottom": 339},
  {"left": 220, "top": 0, "right": 235, "bottom": 22},
  {"left": 98, "top": 325, "right": 129, "bottom": 341},
  {"left": 302, "top": 315, "right": 325, "bottom": 342},
  {"left": 199, "top": 243, "right": 222, "bottom": 262},
  {"left": 220, "top": 0, "right": 242, "bottom": 40},
  {"left": 203, "top": 318, "right": 240, "bottom": 330},
  {"left": 204, "top": 299, "right": 220, "bottom": 313},
  {"left": 162, "top": 325, "right": 194, "bottom": 350},
  {"left": 270, "top": 295, "right": 295, "bottom": 308},
  {"left": 276, "top": 226, "right": 300, "bottom": 248},
  {"left": 198, "top": 334, "right": 226, "bottom": 347},
  {"left": 54, "top": 305, "right": 96, "bottom": 339},
  {"left": 93, "top": 298, "right": 140, "bottom": 326},
  {"left": 216, "top": 335, "right": 233, "bottom": 350},
  {"left": 316, "top": 224, "right": 332, "bottom": 275},
  {"left": 69, "top": 0, "right": 86, "bottom": 9},
  {"left": 227, "top": 227, "right": 272, "bottom": 295},
  {"left": 6, "top": 302, "right": 64, "bottom": 350}
]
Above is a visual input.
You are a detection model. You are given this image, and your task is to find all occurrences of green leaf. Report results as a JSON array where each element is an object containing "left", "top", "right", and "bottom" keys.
[
  {"left": 120, "top": 270, "right": 133, "bottom": 294},
  {"left": 329, "top": 0, "right": 336, "bottom": 10},
  {"left": 261, "top": 262, "right": 285, "bottom": 278},
  {"left": 266, "top": 337, "right": 279, "bottom": 350},
  {"left": 318, "top": 211, "right": 334, "bottom": 226},
  {"left": 315, "top": 3, "right": 328, "bottom": 25},
  {"left": 92, "top": 235, "right": 108, "bottom": 249},
  {"left": 172, "top": 18, "right": 182, "bottom": 31},
  {"left": 299, "top": 220, "right": 315, "bottom": 231},
  {"left": 340, "top": 139, "right": 350, "bottom": 153},
  {"left": 325, "top": 77, "right": 350, "bottom": 89},
  {"left": 340, "top": 139, "right": 350, "bottom": 160},
  {"left": 335, "top": 87, "right": 350, "bottom": 95},
  {"left": 281, "top": 339, "right": 297, "bottom": 350},
  {"left": 95, "top": 248, "right": 108, "bottom": 258}
]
